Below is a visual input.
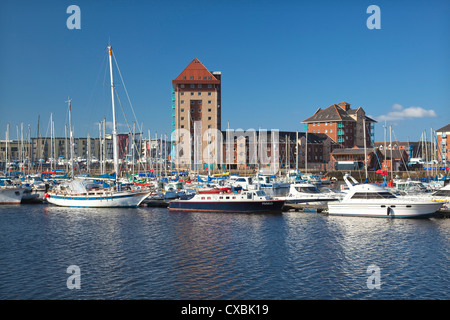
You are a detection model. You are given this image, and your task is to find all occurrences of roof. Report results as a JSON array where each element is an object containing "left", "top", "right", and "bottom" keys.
[
  {"left": 302, "top": 103, "right": 377, "bottom": 123},
  {"left": 331, "top": 147, "right": 377, "bottom": 155},
  {"left": 379, "top": 149, "right": 408, "bottom": 160},
  {"left": 436, "top": 124, "right": 450, "bottom": 132},
  {"left": 172, "top": 58, "right": 220, "bottom": 85},
  {"left": 302, "top": 104, "right": 356, "bottom": 123}
]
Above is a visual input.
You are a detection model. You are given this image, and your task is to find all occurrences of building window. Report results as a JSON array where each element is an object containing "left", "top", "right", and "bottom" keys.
[
  {"left": 208, "top": 92, "right": 212, "bottom": 95},
  {"left": 208, "top": 101, "right": 212, "bottom": 104},
  {"left": 198, "top": 92, "right": 201, "bottom": 96},
  {"left": 191, "top": 92, "right": 194, "bottom": 96},
  {"left": 180, "top": 84, "right": 185, "bottom": 88},
  {"left": 190, "top": 76, "right": 194, "bottom": 80},
  {"left": 181, "top": 108, "right": 184, "bottom": 112},
  {"left": 325, "top": 130, "right": 328, "bottom": 133},
  {"left": 208, "top": 125, "right": 211, "bottom": 129},
  {"left": 181, "top": 100, "right": 184, "bottom": 104},
  {"left": 180, "top": 92, "right": 184, "bottom": 96},
  {"left": 198, "top": 84, "right": 202, "bottom": 88},
  {"left": 198, "top": 108, "right": 201, "bottom": 112},
  {"left": 190, "top": 84, "right": 195, "bottom": 88},
  {"left": 191, "top": 109, "right": 194, "bottom": 113},
  {"left": 181, "top": 117, "right": 184, "bottom": 120},
  {"left": 198, "top": 101, "right": 202, "bottom": 104},
  {"left": 208, "top": 117, "right": 211, "bottom": 120},
  {"left": 208, "top": 108, "right": 212, "bottom": 112},
  {"left": 182, "top": 76, "right": 186, "bottom": 80},
  {"left": 190, "top": 101, "right": 194, "bottom": 105},
  {"left": 181, "top": 125, "right": 184, "bottom": 128},
  {"left": 330, "top": 129, "right": 333, "bottom": 133}
]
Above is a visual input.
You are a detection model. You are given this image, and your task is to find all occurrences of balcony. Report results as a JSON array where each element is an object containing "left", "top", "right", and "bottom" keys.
[
  {"left": 337, "top": 130, "right": 344, "bottom": 135},
  {"left": 337, "top": 138, "right": 344, "bottom": 143},
  {"left": 337, "top": 123, "right": 344, "bottom": 128}
]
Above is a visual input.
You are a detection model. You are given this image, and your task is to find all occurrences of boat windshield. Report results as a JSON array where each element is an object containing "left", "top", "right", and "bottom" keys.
[
  {"left": 295, "top": 186, "right": 320, "bottom": 194},
  {"left": 350, "top": 192, "right": 397, "bottom": 199},
  {"left": 432, "top": 190, "right": 450, "bottom": 197}
]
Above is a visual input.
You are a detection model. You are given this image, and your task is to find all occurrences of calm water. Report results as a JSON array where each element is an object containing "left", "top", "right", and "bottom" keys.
[{"left": 0, "top": 203, "right": 449, "bottom": 300}]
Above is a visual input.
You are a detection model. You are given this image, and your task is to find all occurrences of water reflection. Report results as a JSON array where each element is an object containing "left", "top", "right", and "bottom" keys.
[{"left": 1, "top": 204, "right": 449, "bottom": 299}]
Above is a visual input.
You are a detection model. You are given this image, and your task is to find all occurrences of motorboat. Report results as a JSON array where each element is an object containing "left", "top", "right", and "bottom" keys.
[
  {"left": 275, "top": 183, "right": 341, "bottom": 205},
  {"left": 327, "top": 174, "right": 443, "bottom": 218},
  {"left": 428, "top": 184, "right": 450, "bottom": 211},
  {"left": 0, "top": 179, "right": 25, "bottom": 204},
  {"left": 168, "top": 189, "right": 284, "bottom": 213}
]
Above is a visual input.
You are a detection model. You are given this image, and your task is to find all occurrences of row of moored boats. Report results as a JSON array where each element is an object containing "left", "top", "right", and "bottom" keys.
[{"left": 1, "top": 172, "right": 449, "bottom": 219}]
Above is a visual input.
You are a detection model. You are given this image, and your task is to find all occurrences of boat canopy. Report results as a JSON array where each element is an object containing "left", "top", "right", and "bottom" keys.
[{"left": 67, "top": 179, "right": 101, "bottom": 193}]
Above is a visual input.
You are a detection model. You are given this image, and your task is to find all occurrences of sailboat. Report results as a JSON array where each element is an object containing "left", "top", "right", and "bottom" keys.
[{"left": 45, "top": 45, "right": 151, "bottom": 208}]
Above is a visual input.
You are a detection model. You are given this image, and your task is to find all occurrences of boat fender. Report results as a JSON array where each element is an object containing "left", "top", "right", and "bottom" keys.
[{"left": 44, "top": 193, "right": 50, "bottom": 199}]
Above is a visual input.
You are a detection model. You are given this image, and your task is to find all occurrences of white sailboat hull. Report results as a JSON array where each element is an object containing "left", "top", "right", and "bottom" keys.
[
  {"left": 46, "top": 190, "right": 150, "bottom": 208},
  {"left": 328, "top": 201, "right": 443, "bottom": 218}
]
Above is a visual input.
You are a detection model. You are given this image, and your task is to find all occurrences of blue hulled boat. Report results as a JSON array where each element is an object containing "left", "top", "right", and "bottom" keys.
[{"left": 168, "top": 189, "right": 284, "bottom": 213}]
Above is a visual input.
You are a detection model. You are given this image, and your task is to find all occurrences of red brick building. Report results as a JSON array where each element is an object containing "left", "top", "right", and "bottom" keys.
[{"left": 302, "top": 101, "right": 376, "bottom": 149}]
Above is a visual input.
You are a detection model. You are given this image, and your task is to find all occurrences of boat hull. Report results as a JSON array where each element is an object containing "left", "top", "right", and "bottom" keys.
[
  {"left": 327, "top": 202, "right": 443, "bottom": 218},
  {"left": 0, "top": 188, "right": 25, "bottom": 204},
  {"left": 168, "top": 199, "right": 285, "bottom": 213},
  {"left": 46, "top": 191, "right": 151, "bottom": 208}
]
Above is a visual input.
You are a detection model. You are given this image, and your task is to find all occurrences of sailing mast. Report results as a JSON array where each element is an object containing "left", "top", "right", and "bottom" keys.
[
  {"left": 66, "top": 97, "right": 74, "bottom": 179},
  {"left": 363, "top": 117, "right": 368, "bottom": 181},
  {"left": 108, "top": 45, "right": 119, "bottom": 185}
]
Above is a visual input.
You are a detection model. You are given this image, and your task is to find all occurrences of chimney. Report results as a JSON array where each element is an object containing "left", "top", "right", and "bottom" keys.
[{"left": 337, "top": 101, "right": 351, "bottom": 111}]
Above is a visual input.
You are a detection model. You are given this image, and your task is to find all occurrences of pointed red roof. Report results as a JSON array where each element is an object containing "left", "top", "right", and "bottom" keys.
[{"left": 172, "top": 58, "right": 220, "bottom": 85}]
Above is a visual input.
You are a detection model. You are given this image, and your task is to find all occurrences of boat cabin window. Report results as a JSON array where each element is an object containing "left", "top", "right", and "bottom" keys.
[
  {"left": 295, "top": 186, "right": 320, "bottom": 194},
  {"left": 255, "top": 190, "right": 266, "bottom": 197},
  {"left": 433, "top": 190, "right": 450, "bottom": 197},
  {"left": 350, "top": 192, "right": 397, "bottom": 199},
  {"left": 247, "top": 193, "right": 252, "bottom": 199}
]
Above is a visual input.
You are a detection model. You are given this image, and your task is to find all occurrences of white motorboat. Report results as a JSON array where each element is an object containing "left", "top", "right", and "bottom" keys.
[
  {"left": 428, "top": 184, "right": 450, "bottom": 211},
  {"left": 275, "top": 183, "right": 341, "bottom": 205},
  {"left": 327, "top": 174, "right": 443, "bottom": 218},
  {"left": 0, "top": 179, "right": 25, "bottom": 204}
]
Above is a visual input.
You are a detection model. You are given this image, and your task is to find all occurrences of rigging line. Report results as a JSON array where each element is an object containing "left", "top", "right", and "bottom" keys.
[
  {"left": 391, "top": 127, "right": 411, "bottom": 179},
  {"left": 111, "top": 50, "right": 142, "bottom": 134},
  {"left": 114, "top": 87, "right": 132, "bottom": 134}
]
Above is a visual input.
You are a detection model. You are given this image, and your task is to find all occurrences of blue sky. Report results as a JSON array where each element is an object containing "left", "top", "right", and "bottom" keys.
[{"left": 1, "top": 0, "right": 449, "bottom": 143}]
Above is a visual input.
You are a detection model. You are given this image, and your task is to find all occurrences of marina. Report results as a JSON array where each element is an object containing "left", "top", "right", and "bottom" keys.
[{"left": 1, "top": 1, "right": 449, "bottom": 304}]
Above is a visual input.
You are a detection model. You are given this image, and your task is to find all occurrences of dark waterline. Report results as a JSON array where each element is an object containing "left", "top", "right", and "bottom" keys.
[{"left": 0, "top": 204, "right": 449, "bottom": 300}]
